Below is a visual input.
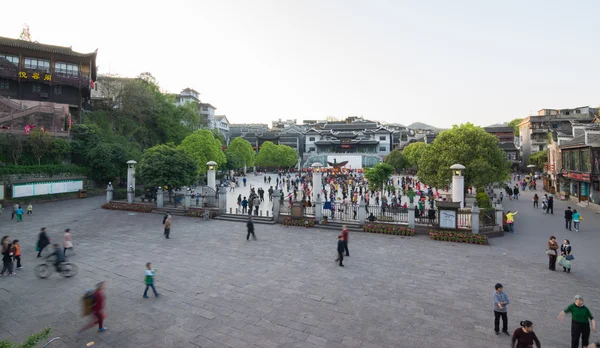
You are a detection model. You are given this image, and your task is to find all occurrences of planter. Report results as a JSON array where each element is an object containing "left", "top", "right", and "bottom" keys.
[
  {"left": 283, "top": 217, "right": 315, "bottom": 228},
  {"left": 363, "top": 223, "right": 414, "bottom": 236},
  {"left": 101, "top": 202, "right": 154, "bottom": 213},
  {"left": 428, "top": 230, "right": 488, "bottom": 245}
]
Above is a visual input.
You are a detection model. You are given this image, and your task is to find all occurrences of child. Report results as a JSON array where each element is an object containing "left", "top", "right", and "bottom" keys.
[
  {"left": 143, "top": 263, "right": 159, "bottom": 298},
  {"left": 64, "top": 229, "right": 74, "bottom": 256},
  {"left": 16, "top": 205, "right": 24, "bottom": 222},
  {"left": 27, "top": 203, "right": 33, "bottom": 215},
  {"left": 335, "top": 235, "right": 345, "bottom": 267},
  {"left": 13, "top": 240, "right": 21, "bottom": 269},
  {"left": 493, "top": 283, "right": 510, "bottom": 335}
]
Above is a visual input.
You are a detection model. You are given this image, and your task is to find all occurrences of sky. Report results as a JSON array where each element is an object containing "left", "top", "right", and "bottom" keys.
[{"left": 2, "top": 0, "right": 599, "bottom": 128}]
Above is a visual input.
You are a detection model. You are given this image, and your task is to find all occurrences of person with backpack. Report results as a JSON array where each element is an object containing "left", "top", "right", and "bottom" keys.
[{"left": 78, "top": 282, "right": 107, "bottom": 334}]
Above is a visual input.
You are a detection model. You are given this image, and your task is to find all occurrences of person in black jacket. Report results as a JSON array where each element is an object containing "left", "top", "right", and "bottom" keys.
[
  {"left": 564, "top": 207, "right": 573, "bottom": 231},
  {"left": 335, "top": 235, "right": 345, "bottom": 267},
  {"left": 37, "top": 227, "right": 50, "bottom": 258},
  {"left": 547, "top": 194, "right": 554, "bottom": 214},
  {"left": 246, "top": 217, "right": 256, "bottom": 240}
]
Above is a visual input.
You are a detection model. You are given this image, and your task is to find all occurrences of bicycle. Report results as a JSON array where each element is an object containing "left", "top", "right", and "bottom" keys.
[{"left": 35, "top": 260, "right": 78, "bottom": 279}]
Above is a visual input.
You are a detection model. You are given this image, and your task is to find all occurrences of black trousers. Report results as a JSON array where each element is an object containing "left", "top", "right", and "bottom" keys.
[
  {"left": 566, "top": 219, "right": 572, "bottom": 230},
  {"left": 336, "top": 252, "right": 344, "bottom": 266},
  {"left": 493, "top": 311, "right": 508, "bottom": 332},
  {"left": 533, "top": 201, "right": 538, "bottom": 208},
  {"left": 571, "top": 320, "right": 590, "bottom": 348},
  {"left": 164, "top": 228, "right": 170, "bottom": 239},
  {"left": 549, "top": 255, "right": 557, "bottom": 270},
  {"left": 547, "top": 206, "right": 553, "bottom": 214},
  {"left": 15, "top": 255, "right": 21, "bottom": 268},
  {"left": 246, "top": 230, "right": 255, "bottom": 240},
  {"left": 344, "top": 243, "right": 349, "bottom": 256}
]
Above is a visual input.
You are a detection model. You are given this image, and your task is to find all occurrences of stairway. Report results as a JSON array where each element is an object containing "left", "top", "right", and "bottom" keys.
[
  {"left": 214, "top": 213, "right": 276, "bottom": 225},
  {"left": 313, "top": 221, "right": 363, "bottom": 233},
  {"left": 151, "top": 207, "right": 187, "bottom": 217}
]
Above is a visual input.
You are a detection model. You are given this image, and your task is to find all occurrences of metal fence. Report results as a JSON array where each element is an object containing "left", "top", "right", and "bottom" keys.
[
  {"left": 415, "top": 208, "right": 438, "bottom": 226},
  {"left": 366, "top": 204, "right": 408, "bottom": 223},
  {"left": 324, "top": 202, "right": 355, "bottom": 221},
  {"left": 457, "top": 209, "right": 472, "bottom": 229},
  {"left": 479, "top": 208, "right": 496, "bottom": 228}
]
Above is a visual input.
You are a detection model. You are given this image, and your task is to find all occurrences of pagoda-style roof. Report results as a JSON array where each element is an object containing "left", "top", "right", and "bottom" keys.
[
  {"left": 321, "top": 122, "right": 379, "bottom": 130},
  {"left": 314, "top": 140, "right": 379, "bottom": 146},
  {"left": 334, "top": 131, "right": 358, "bottom": 138},
  {"left": 0, "top": 36, "right": 98, "bottom": 58}
]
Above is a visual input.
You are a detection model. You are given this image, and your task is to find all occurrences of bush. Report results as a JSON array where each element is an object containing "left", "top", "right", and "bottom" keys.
[
  {"left": 186, "top": 208, "right": 218, "bottom": 219},
  {"left": 101, "top": 202, "right": 154, "bottom": 213},
  {"left": 428, "top": 230, "right": 488, "bottom": 244},
  {"left": 475, "top": 192, "right": 491, "bottom": 208},
  {"left": 112, "top": 188, "right": 144, "bottom": 200},
  {"left": 0, "top": 164, "right": 88, "bottom": 177},
  {"left": 363, "top": 224, "right": 414, "bottom": 236},
  {"left": 282, "top": 217, "right": 315, "bottom": 227},
  {"left": 476, "top": 187, "right": 485, "bottom": 194}
]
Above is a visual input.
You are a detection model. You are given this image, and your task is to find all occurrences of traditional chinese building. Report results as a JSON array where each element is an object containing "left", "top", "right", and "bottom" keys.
[
  {"left": 0, "top": 36, "right": 97, "bottom": 132},
  {"left": 485, "top": 127, "right": 520, "bottom": 171}
]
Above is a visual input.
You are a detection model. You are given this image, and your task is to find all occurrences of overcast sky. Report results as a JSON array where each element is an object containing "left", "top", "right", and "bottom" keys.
[{"left": 2, "top": 0, "right": 599, "bottom": 127}]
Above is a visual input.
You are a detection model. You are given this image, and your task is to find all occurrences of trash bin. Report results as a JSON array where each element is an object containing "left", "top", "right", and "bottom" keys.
[{"left": 78, "top": 189, "right": 87, "bottom": 199}]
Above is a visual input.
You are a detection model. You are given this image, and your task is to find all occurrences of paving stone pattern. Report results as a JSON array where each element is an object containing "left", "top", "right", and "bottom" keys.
[{"left": 0, "top": 185, "right": 599, "bottom": 348}]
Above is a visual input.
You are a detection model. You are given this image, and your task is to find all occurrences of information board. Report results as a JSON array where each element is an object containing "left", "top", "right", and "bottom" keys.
[
  {"left": 439, "top": 210, "right": 457, "bottom": 229},
  {"left": 13, "top": 184, "right": 34, "bottom": 198},
  {"left": 0, "top": 184, "right": 4, "bottom": 201},
  {"left": 13, "top": 180, "right": 84, "bottom": 198}
]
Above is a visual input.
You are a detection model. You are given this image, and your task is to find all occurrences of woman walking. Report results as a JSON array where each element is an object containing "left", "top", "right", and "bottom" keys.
[
  {"left": 533, "top": 194, "right": 539, "bottom": 208},
  {"left": 36, "top": 228, "right": 50, "bottom": 258},
  {"left": 561, "top": 239, "right": 572, "bottom": 273},
  {"left": 572, "top": 209, "right": 582, "bottom": 232},
  {"left": 511, "top": 320, "right": 541, "bottom": 348},
  {"left": 547, "top": 236, "right": 559, "bottom": 271}
]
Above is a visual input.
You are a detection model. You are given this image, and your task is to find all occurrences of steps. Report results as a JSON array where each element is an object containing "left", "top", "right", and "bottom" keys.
[
  {"left": 214, "top": 214, "right": 276, "bottom": 225},
  {"left": 151, "top": 207, "right": 187, "bottom": 217},
  {"left": 313, "top": 221, "right": 363, "bottom": 233}
]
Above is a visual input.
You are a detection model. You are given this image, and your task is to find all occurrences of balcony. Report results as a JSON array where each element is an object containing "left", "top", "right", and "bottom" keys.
[{"left": 0, "top": 65, "right": 18, "bottom": 80}]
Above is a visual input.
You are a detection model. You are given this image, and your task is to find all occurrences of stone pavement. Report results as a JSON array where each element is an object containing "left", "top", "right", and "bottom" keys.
[{"left": 0, "top": 195, "right": 599, "bottom": 348}]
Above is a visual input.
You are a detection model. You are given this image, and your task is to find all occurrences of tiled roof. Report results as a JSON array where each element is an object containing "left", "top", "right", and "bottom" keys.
[
  {"left": 484, "top": 127, "right": 514, "bottom": 133},
  {"left": 321, "top": 123, "right": 379, "bottom": 130},
  {"left": 0, "top": 36, "right": 97, "bottom": 58},
  {"left": 589, "top": 134, "right": 600, "bottom": 144},
  {"left": 498, "top": 142, "right": 518, "bottom": 151},
  {"left": 559, "top": 134, "right": 586, "bottom": 148}
]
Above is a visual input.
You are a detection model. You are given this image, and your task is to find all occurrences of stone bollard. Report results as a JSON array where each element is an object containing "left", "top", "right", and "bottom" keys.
[
  {"left": 315, "top": 194, "right": 323, "bottom": 224},
  {"left": 106, "top": 183, "right": 114, "bottom": 203},
  {"left": 471, "top": 206, "right": 480, "bottom": 234},
  {"left": 495, "top": 204, "right": 504, "bottom": 231},
  {"left": 408, "top": 201, "right": 416, "bottom": 228},
  {"left": 272, "top": 189, "right": 280, "bottom": 221},
  {"left": 156, "top": 187, "right": 164, "bottom": 208},
  {"left": 358, "top": 200, "right": 366, "bottom": 226},
  {"left": 184, "top": 188, "right": 191, "bottom": 210}
]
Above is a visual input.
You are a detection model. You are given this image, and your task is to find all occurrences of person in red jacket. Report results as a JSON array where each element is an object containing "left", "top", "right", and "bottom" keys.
[
  {"left": 341, "top": 225, "right": 349, "bottom": 257},
  {"left": 78, "top": 282, "right": 107, "bottom": 334}
]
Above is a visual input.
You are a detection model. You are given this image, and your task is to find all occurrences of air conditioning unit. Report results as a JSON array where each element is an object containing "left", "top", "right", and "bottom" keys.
[{"left": 40, "top": 93, "right": 49, "bottom": 98}]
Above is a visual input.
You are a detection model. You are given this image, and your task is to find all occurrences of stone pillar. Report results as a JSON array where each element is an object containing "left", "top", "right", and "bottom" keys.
[
  {"left": 126, "top": 160, "right": 137, "bottom": 204},
  {"left": 471, "top": 205, "right": 480, "bottom": 234},
  {"left": 408, "top": 201, "right": 415, "bottom": 228},
  {"left": 452, "top": 174, "right": 464, "bottom": 208},
  {"left": 106, "top": 182, "right": 113, "bottom": 203},
  {"left": 184, "top": 188, "right": 192, "bottom": 210},
  {"left": 495, "top": 204, "right": 504, "bottom": 230},
  {"left": 157, "top": 187, "right": 164, "bottom": 208},
  {"left": 315, "top": 194, "right": 323, "bottom": 223},
  {"left": 358, "top": 199, "right": 366, "bottom": 226},
  {"left": 272, "top": 189, "right": 280, "bottom": 221},
  {"left": 207, "top": 161, "right": 217, "bottom": 190},
  {"left": 244, "top": 164, "right": 247, "bottom": 175},
  {"left": 219, "top": 189, "right": 227, "bottom": 215},
  {"left": 312, "top": 172, "right": 322, "bottom": 202}
]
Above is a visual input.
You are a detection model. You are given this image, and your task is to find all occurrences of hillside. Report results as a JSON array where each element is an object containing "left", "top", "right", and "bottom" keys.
[{"left": 406, "top": 122, "right": 438, "bottom": 130}]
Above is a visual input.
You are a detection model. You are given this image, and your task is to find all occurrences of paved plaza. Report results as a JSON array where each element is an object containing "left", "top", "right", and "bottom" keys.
[{"left": 1, "top": 185, "right": 600, "bottom": 348}]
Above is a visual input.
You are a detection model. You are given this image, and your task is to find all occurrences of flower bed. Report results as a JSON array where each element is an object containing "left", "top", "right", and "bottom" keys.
[
  {"left": 101, "top": 202, "right": 154, "bottom": 213},
  {"left": 283, "top": 217, "right": 315, "bottom": 228},
  {"left": 428, "top": 230, "right": 488, "bottom": 245},
  {"left": 186, "top": 209, "right": 218, "bottom": 219},
  {"left": 363, "top": 224, "right": 414, "bottom": 236}
]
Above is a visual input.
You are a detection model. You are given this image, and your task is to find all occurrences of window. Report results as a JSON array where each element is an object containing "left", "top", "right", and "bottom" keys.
[
  {"left": 379, "top": 147, "right": 386, "bottom": 152},
  {"left": 24, "top": 58, "right": 50, "bottom": 72},
  {"left": 309, "top": 137, "right": 315, "bottom": 141},
  {"left": 32, "top": 84, "right": 41, "bottom": 93},
  {"left": 309, "top": 147, "right": 315, "bottom": 152},
  {"left": 0, "top": 80, "right": 9, "bottom": 89},
  {"left": 0, "top": 54, "right": 19, "bottom": 65},
  {"left": 54, "top": 62, "right": 79, "bottom": 76},
  {"left": 379, "top": 136, "right": 386, "bottom": 141},
  {"left": 539, "top": 145, "right": 544, "bottom": 151},
  {"left": 581, "top": 149, "right": 591, "bottom": 172},
  {"left": 54, "top": 86, "right": 62, "bottom": 95},
  {"left": 552, "top": 123, "right": 558, "bottom": 129}
]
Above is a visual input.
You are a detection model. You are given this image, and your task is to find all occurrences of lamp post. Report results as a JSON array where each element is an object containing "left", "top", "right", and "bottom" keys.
[
  {"left": 450, "top": 164, "right": 466, "bottom": 208},
  {"left": 126, "top": 160, "right": 137, "bottom": 203},
  {"left": 207, "top": 161, "right": 217, "bottom": 190}
]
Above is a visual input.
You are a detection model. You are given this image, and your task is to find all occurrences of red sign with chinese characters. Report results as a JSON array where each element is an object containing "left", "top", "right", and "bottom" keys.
[{"left": 565, "top": 172, "right": 591, "bottom": 182}]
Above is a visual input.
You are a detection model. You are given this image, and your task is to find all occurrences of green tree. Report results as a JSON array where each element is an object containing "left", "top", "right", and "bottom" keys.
[
  {"left": 0, "top": 327, "right": 50, "bottom": 348},
  {"left": 51, "top": 138, "right": 71, "bottom": 163},
  {"left": 402, "top": 142, "right": 427, "bottom": 169},
  {"left": 137, "top": 144, "right": 198, "bottom": 194},
  {"left": 528, "top": 149, "right": 548, "bottom": 168},
  {"left": 225, "top": 151, "right": 244, "bottom": 170},
  {"left": 417, "top": 123, "right": 510, "bottom": 190},
  {"left": 226, "top": 136, "right": 255, "bottom": 167},
  {"left": 278, "top": 145, "right": 298, "bottom": 168},
  {"left": 255, "top": 141, "right": 278, "bottom": 168},
  {"left": 508, "top": 118, "right": 523, "bottom": 136},
  {"left": 85, "top": 141, "right": 138, "bottom": 183},
  {"left": 211, "top": 129, "right": 226, "bottom": 146},
  {"left": 383, "top": 149, "right": 406, "bottom": 172},
  {"left": 28, "top": 129, "right": 53, "bottom": 165},
  {"left": 364, "top": 163, "right": 394, "bottom": 191},
  {"left": 179, "top": 129, "right": 226, "bottom": 174}
]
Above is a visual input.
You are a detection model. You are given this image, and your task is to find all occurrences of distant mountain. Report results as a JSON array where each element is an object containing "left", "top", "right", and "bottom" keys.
[
  {"left": 406, "top": 122, "right": 439, "bottom": 130},
  {"left": 487, "top": 122, "right": 509, "bottom": 127}
]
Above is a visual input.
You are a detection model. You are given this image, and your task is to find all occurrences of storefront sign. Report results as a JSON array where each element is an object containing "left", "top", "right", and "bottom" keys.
[
  {"left": 581, "top": 182, "right": 589, "bottom": 197},
  {"left": 18, "top": 71, "right": 52, "bottom": 81},
  {"left": 565, "top": 172, "right": 591, "bottom": 182}
]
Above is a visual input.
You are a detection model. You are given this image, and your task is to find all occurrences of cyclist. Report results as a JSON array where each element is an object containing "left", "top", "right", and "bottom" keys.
[{"left": 46, "top": 243, "right": 65, "bottom": 272}]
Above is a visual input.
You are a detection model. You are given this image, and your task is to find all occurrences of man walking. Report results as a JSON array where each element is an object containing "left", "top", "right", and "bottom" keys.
[
  {"left": 547, "top": 194, "right": 554, "bottom": 214},
  {"left": 335, "top": 235, "right": 345, "bottom": 267},
  {"left": 565, "top": 206, "right": 573, "bottom": 231},
  {"left": 246, "top": 217, "right": 256, "bottom": 240},
  {"left": 558, "top": 295, "right": 596, "bottom": 348},
  {"left": 241, "top": 197, "right": 248, "bottom": 214},
  {"left": 163, "top": 213, "right": 171, "bottom": 239},
  {"left": 341, "top": 225, "right": 350, "bottom": 257},
  {"left": 493, "top": 283, "right": 510, "bottom": 335}
]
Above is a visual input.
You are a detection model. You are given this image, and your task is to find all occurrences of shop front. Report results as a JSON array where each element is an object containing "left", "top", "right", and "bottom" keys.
[{"left": 561, "top": 171, "right": 591, "bottom": 203}]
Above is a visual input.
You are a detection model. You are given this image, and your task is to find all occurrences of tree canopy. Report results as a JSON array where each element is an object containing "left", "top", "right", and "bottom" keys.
[
  {"left": 508, "top": 118, "right": 523, "bottom": 136},
  {"left": 402, "top": 142, "right": 427, "bottom": 168},
  {"left": 255, "top": 142, "right": 298, "bottom": 168},
  {"left": 226, "top": 137, "right": 255, "bottom": 167},
  {"left": 179, "top": 129, "right": 226, "bottom": 174},
  {"left": 417, "top": 123, "right": 510, "bottom": 189},
  {"left": 383, "top": 149, "right": 406, "bottom": 172},
  {"left": 364, "top": 163, "right": 394, "bottom": 191},
  {"left": 137, "top": 144, "right": 198, "bottom": 191},
  {"left": 28, "top": 129, "right": 53, "bottom": 165},
  {"left": 528, "top": 149, "right": 548, "bottom": 168}
]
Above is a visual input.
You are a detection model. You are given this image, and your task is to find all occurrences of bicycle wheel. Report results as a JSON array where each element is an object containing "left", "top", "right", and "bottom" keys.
[
  {"left": 60, "top": 263, "right": 78, "bottom": 278},
  {"left": 34, "top": 263, "right": 53, "bottom": 279}
]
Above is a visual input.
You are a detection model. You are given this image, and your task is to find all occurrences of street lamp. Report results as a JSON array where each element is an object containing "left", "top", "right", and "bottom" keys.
[{"left": 449, "top": 164, "right": 466, "bottom": 208}]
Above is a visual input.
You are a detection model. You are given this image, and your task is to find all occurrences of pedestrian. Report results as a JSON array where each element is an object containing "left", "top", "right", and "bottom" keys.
[
  {"left": 335, "top": 235, "right": 345, "bottom": 267},
  {"left": 547, "top": 194, "right": 554, "bottom": 214},
  {"left": 542, "top": 194, "right": 548, "bottom": 213},
  {"left": 513, "top": 186, "right": 519, "bottom": 200},
  {"left": 163, "top": 213, "right": 171, "bottom": 239},
  {"left": 558, "top": 295, "right": 596, "bottom": 348},
  {"left": 13, "top": 239, "right": 21, "bottom": 269},
  {"left": 15, "top": 205, "right": 24, "bottom": 222},
  {"left": 506, "top": 211, "right": 518, "bottom": 233},
  {"left": 565, "top": 206, "right": 573, "bottom": 231},
  {"left": 27, "top": 203, "right": 33, "bottom": 215},
  {"left": 561, "top": 239, "right": 572, "bottom": 273},
  {"left": 37, "top": 227, "right": 50, "bottom": 258},
  {"left": 493, "top": 283, "right": 510, "bottom": 335},
  {"left": 341, "top": 225, "right": 349, "bottom": 257},
  {"left": 246, "top": 216, "right": 256, "bottom": 240},
  {"left": 1, "top": 236, "right": 15, "bottom": 276},
  {"left": 533, "top": 194, "right": 539, "bottom": 208},
  {"left": 547, "top": 235, "right": 559, "bottom": 271},
  {"left": 511, "top": 320, "right": 540, "bottom": 348},
  {"left": 143, "top": 263, "right": 159, "bottom": 298},
  {"left": 11, "top": 203, "right": 18, "bottom": 219},
  {"left": 78, "top": 282, "right": 108, "bottom": 334},
  {"left": 241, "top": 196, "right": 248, "bottom": 214},
  {"left": 572, "top": 209, "right": 582, "bottom": 232},
  {"left": 64, "top": 229, "right": 74, "bottom": 256}
]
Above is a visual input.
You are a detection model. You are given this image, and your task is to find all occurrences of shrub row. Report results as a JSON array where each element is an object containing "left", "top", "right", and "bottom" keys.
[
  {"left": 101, "top": 202, "right": 154, "bottom": 213},
  {"left": 186, "top": 208, "right": 218, "bottom": 219},
  {"left": 0, "top": 164, "right": 89, "bottom": 177},
  {"left": 429, "top": 230, "right": 488, "bottom": 245},
  {"left": 363, "top": 224, "right": 414, "bottom": 236},
  {"left": 283, "top": 217, "right": 315, "bottom": 228}
]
